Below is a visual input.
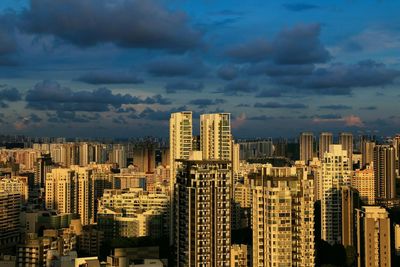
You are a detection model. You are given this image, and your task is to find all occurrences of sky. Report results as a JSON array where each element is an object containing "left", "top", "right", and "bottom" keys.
[{"left": 0, "top": 0, "right": 399, "bottom": 138}]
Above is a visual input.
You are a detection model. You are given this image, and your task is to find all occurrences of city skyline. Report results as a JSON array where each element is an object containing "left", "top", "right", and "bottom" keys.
[{"left": 0, "top": 0, "right": 399, "bottom": 137}]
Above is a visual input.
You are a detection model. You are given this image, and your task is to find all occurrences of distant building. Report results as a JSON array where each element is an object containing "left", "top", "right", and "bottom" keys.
[
  {"left": 319, "top": 132, "right": 333, "bottom": 160},
  {"left": 339, "top": 132, "right": 353, "bottom": 167},
  {"left": 299, "top": 132, "right": 314, "bottom": 164},
  {"left": 373, "top": 145, "right": 396, "bottom": 201},
  {"left": 352, "top": 164, "right": 375, "bottom": 205},
  {"left": 361, "top": 141, "right": 375, "bottom": 168}
]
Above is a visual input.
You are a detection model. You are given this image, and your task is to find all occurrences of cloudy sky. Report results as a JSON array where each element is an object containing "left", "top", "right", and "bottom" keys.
[{"left": 0, "top": 0, "right": 399, "bottom": 138}]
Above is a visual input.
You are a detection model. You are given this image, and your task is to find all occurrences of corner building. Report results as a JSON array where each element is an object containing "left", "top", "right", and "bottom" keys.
[
  {"left": 174, "top": 159, "right": 231, "bottom": 267},
  {"left": 250, "top": 166, "right": 315, "bottom": 267}
]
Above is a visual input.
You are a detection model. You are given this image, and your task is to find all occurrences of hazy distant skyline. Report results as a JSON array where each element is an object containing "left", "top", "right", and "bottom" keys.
[{"left": 0, "top": 0, "right": 399, "bottom": 138}]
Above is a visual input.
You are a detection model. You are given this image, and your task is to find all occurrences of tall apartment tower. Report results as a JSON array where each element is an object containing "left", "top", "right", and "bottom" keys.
[
  {"left": 356, "top": 206, "right": 391, "bottom": 267},
  {"left": 74, "top": 166, "right": 94, "bottom": 226},
  {"left": 45, "top": 168, "right": 77, "bottom": 214},
  {"left": 169, "top": 111, "right": 193, "bottom": 245},
  {"left": 362, "top": 141, "right": 375, "bottom": 168},
  {"left": 251, "top": 167, "right": 315, "bottom": 267},
  {"left": 373, "top": 145, "right": 396, "bottom": 201},
  {"left": 339, "top": 132, "right": 353, "bottom": 168},
  {"left": 174, "top": 159, "right": 231, "bottom": 267},
  {"left": 0, "top": 191, "right": 21, "bottom": 249},
  {"left": 34, "top": 153, "right": 53, "bottom": 189},
  {"left": 321, "top": 144, "right": 351, "bottom": 245},
  {"left": 200, "top": 113, "right": 232, "bottom": 161},
  {"left": 352, "top": 164, "right": 375, "bottom": 205},
  {"left": 300, "top": 132, "right": 314, "bottom": 164},
  {"left": 393, "top": 135, "right": 400, "bottom": 176},
  {"left": 169, "top": 111, "right": 193, "bottom": 183},
  {"left": 341, "top": 186, "right": 361, "bottom": 247},
  {"left": 45, "top": 167, "right": 97, "bottom": 225},
  {"left": 319, "top": 132, "right": 333, "bottom": 160},
  {"left": 112, "top": 145, "right": 127, "bottom": 168}
]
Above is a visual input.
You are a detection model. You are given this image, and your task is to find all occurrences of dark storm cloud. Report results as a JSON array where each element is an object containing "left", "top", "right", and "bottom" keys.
[
  {"left": 254, "top": 102, "right": 308, "bottom": 109},
  {"left": 0, "top": 87, "right": 22, "bottom": 101},
  {"left": 313, "top": 114, "right": 341, "bottom": 119},
  {"left": 248, "top": 115, "right": 276, "bottom": 120},
  {"left": 256, "top": 89, "right": 284, "bottom": 98},
  {"left": 360, "top": 106, "right": 377, "bottom": 110},
  {"left": 247, "top": 63, "right": 314, "bottom": 76},
  {"left": 0, "top": 13, "right": 18, "bottom": 65},
  {"left": 226, "top": 39, "right": 272, "bottom": 63},
  {"left": 76, "top": 71, "right": 144, "bottom": 85},
  {"left": 19, "top": 0, "right": 202, "bottom": 52},
  {"left": 272, "top": 24, "right": 330, "bottom": 65},
  {"left": 236, "top": 104, "right": 250, "bottom": 107},
  {"left": 135, "top": 106, "right": 189, "bottom": 121},
  {"left": 188, "top": 98, "right": 225, "bottom": 108},
  {"left": 283, "top": 3, "right": 320, "bottom": 12},
  {"left": 112, "top": 115, "right": 128, "bottom": 125},
  {"left": 25, "top": 80, "right": 170, "bottom": 112},
  {"left": 14, "top": 113, "right": 43, "bottom": 129},
  {"left": 318, "top": 105, "right": 352, "bottom": 110},
  {"left": 226, "top": 24, "right": 330, "bottom": 65},
  {"left": 277, "top": 60, "right": 399, "bottom": 91},
  {"left": 147, "top": 56, "right": 206, "bottom": 77},
  {"left": 217, "top": 64, "right": 239, "bottom": 80},
  {"left": 47, "top": 111, "right": 101, "bottom": 123},
  {"left": 217, "top": 80, "right": 258, "bottom": 96},
  {"left": 164, "top": 81, "right": 204, "bottom": 93}
]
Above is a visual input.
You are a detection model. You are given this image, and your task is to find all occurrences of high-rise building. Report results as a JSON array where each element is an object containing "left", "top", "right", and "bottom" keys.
[
  {"left": 169, "top": 111, "right": 193, "bottom": 245},
  {"left": 169, "top": 111, "right": 193, "bottom": 183},
  {"left": 321, "top": 144, "right": 351, "bottom": 245},
  {"left": 352, "top": 164, "right": 375, "bottom": 205},
  {"left": 356, "top": 206, "right": 391, "bottom": 267},
  {"left": 373, "top": 145, "right": 396, "bottom": 201},
  {"left": 34, "top": 153, "right": 53, "bottom": 189},
  {"left": 299, "top": 132, "right": 314, "bottom": 164},
  {"left": 251, "top": 166, "right": 315, "bottom": 267},
  {"left": 362, "top": 141, "right": 375, "bottom": 168},
  {"left": 45, "top": 168, "right": 77, "bottom": 215},
  {"left": 0, "top": 191, "right": 20, "bottom": 249},
  {"left": 133, "top": 146, "right": 156, "bottom": 173},
  {"left": 174, "top": 159, "right": 231, "bottom": 267},
  {"left": 0, "top": 177, "right": 28, "bottom": 203},
  {"left": 238, "top": 139, "right": 274, "bottom": 160},
  {"left": 200, "top": 113, "right": 232, "bottom": 161},
  {"left": 392, "top": 135, "right": 400, "bottom": 176},
  {"left": 341, "top": 186, "right": 361, "bottom": 247},
  {"left": 309, "top": 157, "right": 322, "bottom": 201},
  {"left": 232, "top": 141, "right": 240, "bottom": 174},
  {"left": 319, "top": 132, "right": 333, "bottom": 160},
  {"left": 45, "top": 166, "right": 112, "bottom": 225},
  {"left": 339, "top": 132, "right": 353, "bottom": 168},
  {"left": 112, "top": 145, "right": 127, "bottom": 168}
]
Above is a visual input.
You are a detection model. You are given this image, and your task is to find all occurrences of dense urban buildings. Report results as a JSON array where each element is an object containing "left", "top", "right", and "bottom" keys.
[{"left": 1, "top": 114, "right": 400, "bottom": 266}]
